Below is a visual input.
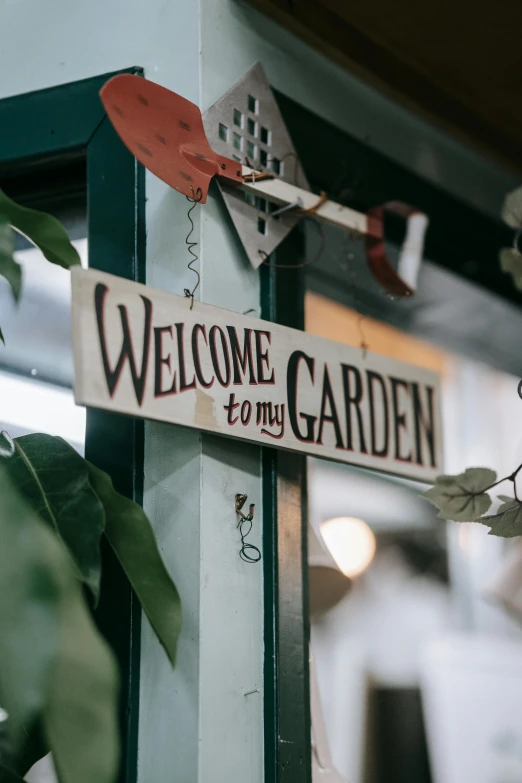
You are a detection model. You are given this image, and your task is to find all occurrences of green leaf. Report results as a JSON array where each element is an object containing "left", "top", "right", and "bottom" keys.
[
  {"left": 0, "top": 433, "right": 105, "bottom": 600},
  {"left": 0, "top": 458, "right": 120, "bottom": 783},
  {"left": 499, "top": 248, "right": 522, "bottom": 291},
  {"left": 43, "top": 542, "right": 119, "bottom": 783},
  {"left": 0, "top": 189, "right": 80, "bottom": 270},
  {"left": 502, "top": 186, "right": 522, "bottom": 229},
  {"left": 7, "top": 719, "right": 48, "bottom": 778},
  {"left": 423, "top": 467, "right": 496, "bottom": 521},
  {"left": 0, "top": 766, "right": 26, "bottom": 782},
  {"left": 88, "top": 463, "right": 182, "bottom": 667},
  {"left": 0, "top": 215, "right": 21, "bottom": 303},
  {"left": 0, "top": 465, "right": 60, "bottom": 751},
  {"left": 481, "top": 495, "right": 522, "bottom": 538}
]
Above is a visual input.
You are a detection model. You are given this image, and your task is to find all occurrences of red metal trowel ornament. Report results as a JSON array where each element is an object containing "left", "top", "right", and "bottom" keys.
[
  {"left": 100, "top": 75, "right": 243, "bottom": 203},
  {"left": 100, "top": 68, "right": 429, "bottom": 297}
]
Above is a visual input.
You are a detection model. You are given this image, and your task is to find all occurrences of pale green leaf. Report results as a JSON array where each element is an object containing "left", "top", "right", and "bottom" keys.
[
  {"left": 0, "top": 216, "right": 21, "bottom": 303},
  {"left": 0, "top": 189, "right": 80, "bottom": 270},
  {"left": 43, "top": 546, "right": 119, "bottom": 783},
  {"left": 0, "top": 433, "right": 105, "bottom": 600},
  {"left": 481, "top": 495, "right": 522, "bottom": 538},
  {"left": 0, "top": 445, "right": 120, "bottom": 783},
  {"left": 423, "top": 467, "right": 496, "bottom": 521},
  {"left": 496, "top": 494, "right": 516, "bottom": 507},
  {"left": 502, "top": 186, "right": 522, "bottom": 229},
  {"left": 88, "top": 463, "right": 182, "bottom": 667},
  {"left": 0, "top": 465, "right": 60, "bottom": 750},
  {"left": 499, "top": 247, "right": 522, "bottom": 291}
]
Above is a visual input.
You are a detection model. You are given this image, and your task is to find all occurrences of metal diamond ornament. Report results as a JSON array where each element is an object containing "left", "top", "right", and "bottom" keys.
[
  {"left": 203, "top": 62, "right": 310, "bottom": 269},
  {"left": 99, "top": 70, "right": 429, "bottom": 295}
]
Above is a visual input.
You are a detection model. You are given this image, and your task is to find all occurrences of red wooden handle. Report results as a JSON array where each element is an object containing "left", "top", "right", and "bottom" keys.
[{"left": 365, "top": 202, "right": 427, "bottom": 298}]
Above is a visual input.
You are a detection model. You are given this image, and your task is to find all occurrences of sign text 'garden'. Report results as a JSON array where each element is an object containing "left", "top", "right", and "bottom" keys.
[{"left": 72, "top": 269, "right": 442, "bottom": 481}]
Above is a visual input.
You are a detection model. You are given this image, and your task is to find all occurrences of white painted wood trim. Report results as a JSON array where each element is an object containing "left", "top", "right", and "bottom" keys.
[
  {"left": 241, "top": 165, "right": 368, "bottom": 236},
  {"left": 311, "top": 651, "right": 349, "bottom": 782},
  {"left": 239, "top": 167, "right": 429, "bottom": 292}
]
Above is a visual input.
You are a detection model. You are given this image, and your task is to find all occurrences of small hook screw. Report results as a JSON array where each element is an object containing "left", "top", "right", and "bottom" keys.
[{"left": 235, "top": 494, "right": 261, "bottom": 563}]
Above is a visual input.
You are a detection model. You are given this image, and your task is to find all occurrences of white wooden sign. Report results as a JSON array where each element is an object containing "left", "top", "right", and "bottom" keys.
[{"left": 72, "top": 268, "right": 443, "bottom": 482}]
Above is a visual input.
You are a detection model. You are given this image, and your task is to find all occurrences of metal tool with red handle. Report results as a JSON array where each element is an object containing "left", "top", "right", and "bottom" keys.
[
  {"left": 100, "top": 71, "right": 429, "bottom": 295},
  {"left": 100, "top": 74, "right": 243, "bottom": 202}
]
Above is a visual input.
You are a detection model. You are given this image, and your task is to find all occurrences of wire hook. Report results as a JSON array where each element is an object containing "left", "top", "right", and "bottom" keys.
[{"left": 235, "top": 494, "right": 261, "bottom": 564}]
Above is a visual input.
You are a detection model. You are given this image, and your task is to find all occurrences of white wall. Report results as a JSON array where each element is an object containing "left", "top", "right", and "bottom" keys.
[
  {"left": 310, "top": 355, "right": 522, "bottom": 783},
  {"left": 0, "top": 1, "right": 518, "bottom": 780}
]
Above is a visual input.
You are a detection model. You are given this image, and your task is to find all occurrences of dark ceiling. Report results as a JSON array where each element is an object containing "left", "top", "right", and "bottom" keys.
[{"left": 245, "top": 0, "right": 522, "bottom": 174}]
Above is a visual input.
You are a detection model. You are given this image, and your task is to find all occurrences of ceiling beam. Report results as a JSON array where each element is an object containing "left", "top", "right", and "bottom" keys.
[{"left": 243, "top": 0, "right": 522, "bottom": 174}]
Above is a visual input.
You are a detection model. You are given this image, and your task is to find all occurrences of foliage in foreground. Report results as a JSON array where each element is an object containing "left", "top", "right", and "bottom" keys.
[
  {"left": 0, "top": 187, "right": 81, "bottom": 343},
  {"left": 0, "top": 434, "right": 182, "bottom": 783},
  {"left": 0, "top": 184, "right": 182, "bottom": 783}
]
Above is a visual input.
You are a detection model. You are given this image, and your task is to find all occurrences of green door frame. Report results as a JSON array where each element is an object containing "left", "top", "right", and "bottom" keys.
[
  {"left": 262, "top": 227, "right": 312, "bottom": 783},
  {"left": 0, "top": 69, "right": 146, "bottom": 783}
]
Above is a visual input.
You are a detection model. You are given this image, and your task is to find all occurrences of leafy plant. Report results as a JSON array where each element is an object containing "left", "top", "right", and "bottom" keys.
[
  {"left": 499, "top": 186, "right": 522, "bottom": 291},
  {"left": 0, "top": 433, "right": 182, "bottom": 783},
  {"left": 0, "top": 188, "right": 81, "bottom": 343},
  {"left": 500, "top": 247, "right": 522, "bottom": 292},
  {"left": 0, "top": 194, "right": 181, "bottom": 783},
  {"left": 0, "top": 215, "right": 19, "bottom": 308},
  {"left": 2, "top": 435, "right": 106, "bottom": 600},
  {"left": 423, "top": 462, "right": 522, "bottom": 537}
]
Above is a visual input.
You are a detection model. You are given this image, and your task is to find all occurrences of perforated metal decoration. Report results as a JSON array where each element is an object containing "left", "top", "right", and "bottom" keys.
[
  {"left": 99, "top": 70, "right": 429, "bottom": 294},
  {"left": 203, "top": 63, "right": 310, "bottom": 269}
]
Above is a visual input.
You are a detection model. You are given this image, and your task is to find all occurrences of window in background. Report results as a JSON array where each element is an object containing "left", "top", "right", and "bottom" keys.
[
  {"left": 0, "top": 199, "right": 86, "bottom": 783},
  {"left": 306, "top": 290, "right": 522, "bottom": 783},
  {"left": 0, "top": 208, "right": 87, "bottom": 452}
]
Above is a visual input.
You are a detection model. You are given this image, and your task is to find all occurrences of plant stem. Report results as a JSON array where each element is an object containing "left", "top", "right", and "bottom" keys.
[{"left": 483, "top": 462, "right": 522, "bottom": 497}]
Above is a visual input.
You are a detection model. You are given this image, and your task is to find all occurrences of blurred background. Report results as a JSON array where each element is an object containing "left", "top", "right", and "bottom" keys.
[
  {"left": 3, "top": 189, "right": 522, "bottom": 783},
  {"left": 306, "top": 228, "right": 522, "bottom": 783},
  {"left": 2, "top": 60, "right": 522, "bottom": 783}
]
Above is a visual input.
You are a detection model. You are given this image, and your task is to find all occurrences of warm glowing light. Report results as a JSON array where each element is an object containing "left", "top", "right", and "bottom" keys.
[{"left": 319, "top": 517, "right": 376, "bottom": 578}]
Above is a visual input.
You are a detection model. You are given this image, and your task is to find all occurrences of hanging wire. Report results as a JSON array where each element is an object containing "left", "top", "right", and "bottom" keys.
[
  {"left": 347, "top": 250, "right": 369, "bottom": 357},
  {"left": 258, "top": 213, "right": 326, "bottom": 269},
  {"left": 245, "top": 147, "right": 328, "bottom": 270},
  {"left": 238, "top": 515, "right": 262, "bottom": 563},
  {"left": 246, "top": 149, "right": 367, "bottom": 348},
  {"left": 357, "top": 311, "right": 369, "bottom": 358},
  {"left": 235, "top": 495, "right": 261, "bottom": 564},
  {"left": 333, "top": 234, "right": 369, "bottom": 357},
  {"left": 184, "top": 186, "right": 203, "bottom": 309},
  {"left": 244, "top": 150, "right": 302, "bottom": 187},
  {"left": 329, "top": 135, "right": 371, "bottom": 202}
]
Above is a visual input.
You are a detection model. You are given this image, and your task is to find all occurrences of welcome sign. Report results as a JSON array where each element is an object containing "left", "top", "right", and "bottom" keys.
[{"left": 72, "top": 268, "right": 443, "bottom": 482}]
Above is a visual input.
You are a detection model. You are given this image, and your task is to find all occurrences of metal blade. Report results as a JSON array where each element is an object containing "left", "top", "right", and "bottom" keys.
[{"left": 100, "top": 74, "right": 242, "bottom": 202}]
